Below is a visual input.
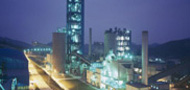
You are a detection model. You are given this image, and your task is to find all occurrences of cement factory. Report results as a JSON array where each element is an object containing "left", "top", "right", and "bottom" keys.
[{"left": 23, "top": 0, "right": 190, "bottom": 90}]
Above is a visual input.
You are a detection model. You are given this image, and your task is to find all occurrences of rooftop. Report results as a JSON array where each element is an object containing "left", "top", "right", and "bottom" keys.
[{"left": 127, "top": 82, "right": 149, "bottom": 88}]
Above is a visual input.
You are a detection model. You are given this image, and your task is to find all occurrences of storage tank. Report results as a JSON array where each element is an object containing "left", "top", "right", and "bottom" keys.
[
  {"left": 104, "top": 29, "right": 116, "bottom": 57},
  {"left": 52, "top": 30, "right": 67, "bottom": 74}
]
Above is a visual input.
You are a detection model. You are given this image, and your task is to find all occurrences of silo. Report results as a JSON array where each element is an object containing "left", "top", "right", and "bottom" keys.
[
  {"left": 52, "top": 31, "right": 67, "bottom": 74},
  {"left": 104, "top": 29, "right": 116, "bottom": 56}
]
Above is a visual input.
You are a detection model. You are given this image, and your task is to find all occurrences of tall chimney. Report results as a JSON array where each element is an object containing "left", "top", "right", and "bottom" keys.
[
  {"left": 142, "top": 31, "right": 148, "bottom": 85},
  {"left": 89, "top": 28, "right": 92, "bottom": 59}
]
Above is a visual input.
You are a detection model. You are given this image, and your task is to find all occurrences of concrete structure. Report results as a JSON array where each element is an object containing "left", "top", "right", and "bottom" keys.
[
  {"left": 104, "top": 28, "right": 132, "bottom": 59},
  {"left": 89, "top": 28, "right": 92, "bottom": 59},
  {"left": 67, "top": 0, "right": 84, "bottom": 61},
  {"left": 104, "top": 28, "right": 117, "bottom": 56},
  {"left": 142, "top": 31, "right": 148, "bottom": 85},
  {"left": 52, "top": 30, "right": 67, "bottom": 73}
]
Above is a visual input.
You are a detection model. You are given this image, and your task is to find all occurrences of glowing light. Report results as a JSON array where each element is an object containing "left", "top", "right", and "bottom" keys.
[
  {"left": 105, "top": 50, "right": 115, "bottom": 61},
  {"left": 109, "top": 72, "right": 111, "bottom": 77},
  {"left": 129, "top": 55, "right": 133, "bottom": 59},
  {"left": 121, "top": 36, "right": 124, "bottom": 40},
  {"left": 125, "top": 37, "right": 130, "bottom": 40},
  {"left": 139, "top": 76, "right": 142, "bottom": 79},
  {"left": 71, "top": 24, "right": 81, "bottom": 29},
  {"left": 101, "top": 76, "right": 108, "bottom": 83},
  {"left": 91, "top": 75, "right": 96, "bottom": 82},
  {"left": 104, "top": 70, "right": 106, "bottom": 75},
  {"left": 124, "top": 55, "right": 128, "bottom": 58},
  {"left": 127, "top": 30, "right": 130, "bottom": 33},
  {"left": 134, "top": 68, "right": 139, "bottom": 72},
  {"left": 119, "top": 81, "right": 123, "bottom": 85},
  {"left": 126, "top": 47, "right": 130, "bottom": 50},
  {"left": 103, "top": 61, "right": 107, "bottom": 66},
  {"left": 110, "top": 87, "right": 113, "bottom": 90},
  {"left": 100, "top": 83, "right": 106, "bottom": 89},
  {"left": 73, "top": 35, "right": 79, "bottom": 43},
  {"left": 116, "top": 36, "right": 120, "bottom": 40}
]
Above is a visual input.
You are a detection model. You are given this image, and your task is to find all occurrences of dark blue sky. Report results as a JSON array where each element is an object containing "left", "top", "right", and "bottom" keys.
[{"left": 0, "top": 0, "right": 190, "bottom": 44}]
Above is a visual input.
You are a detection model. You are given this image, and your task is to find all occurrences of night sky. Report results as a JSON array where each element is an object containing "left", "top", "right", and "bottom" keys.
[{"left": 0, "top": 0, "right": 190, "bottom": 44}]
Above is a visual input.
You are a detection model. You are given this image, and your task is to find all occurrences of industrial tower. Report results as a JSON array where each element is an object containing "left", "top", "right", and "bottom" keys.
[{"left": 67, "top": 0, "right": 84, "bottom": 62}]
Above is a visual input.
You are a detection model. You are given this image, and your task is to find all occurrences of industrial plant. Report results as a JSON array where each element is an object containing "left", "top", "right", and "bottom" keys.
[
  {"left": 22, "top": 0, "right": 190, "bottom": 90},
  {"left": 1, "top": 0, "right": 189, "bottom": 90}
]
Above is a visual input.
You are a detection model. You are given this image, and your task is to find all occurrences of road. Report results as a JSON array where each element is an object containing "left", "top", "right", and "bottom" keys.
[
  {"left": 29, "top": 60, "right": 52, "bottom": 90},
  {"left": 30, "top": 59, "right": 64, "bottom": 90},
  {"left": 26, "top": 54, "right": 64, "bottom": 90},
  {"left": 26, "top": 54, "right": 97, "bottom": 90}
]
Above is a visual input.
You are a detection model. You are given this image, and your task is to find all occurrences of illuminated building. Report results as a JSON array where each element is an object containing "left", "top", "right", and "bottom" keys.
[
  {"left": 104, "top": 28, "right": 132, "bottom": 60},
  {"left": 87, "top": 52, "right": 134, "bottom": 90},
  {"left": 23, "top": 41, "right": 52, "bottom": 57},
  {"left": 116, "top": 28, "right": 132, "bottom": 60},
  {"left": 23, "top": 47, "right": 51, "bottom": 55},
  {"left": 87, "top": 61, "right": 134, "bottom": 90},
  {"left": 67, "top": 0, "right": 84, "bottom": 61},
  {"left": 52, "top": 28, "right": 67, "bottom": 73}
]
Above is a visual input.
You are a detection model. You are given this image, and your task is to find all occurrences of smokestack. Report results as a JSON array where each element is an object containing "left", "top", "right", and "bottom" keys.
[
  {"left": 89, "top": 28, "right": 92, "bottom": 59},
  {"left": 142, "top": 31, "right": 148, "bottom": 85}
]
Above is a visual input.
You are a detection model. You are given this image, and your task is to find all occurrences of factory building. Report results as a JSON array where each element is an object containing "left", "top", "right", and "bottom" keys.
[
  {"left": 87, "top": 61, "right": 134, "bottom": 90},
  {"left": 104, "top": 28, "right": 132, "bottom": 60},
  {"left": 87, "top": 51, "right": 134, "bottom": 90},
  {"left": 52, "top": 28, "right": 67, "bottom": 73},
  {"left": 83, "top": 29, "right": 153, "bottom": 90}
]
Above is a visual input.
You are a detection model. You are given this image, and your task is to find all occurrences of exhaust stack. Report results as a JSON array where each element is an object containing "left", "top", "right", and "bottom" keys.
[
  {"left": 142, "top": 31, "right": 148, "bottom": 85},
  {"left": 89, "top": 28, "right": 92, "bottom": 59}
]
